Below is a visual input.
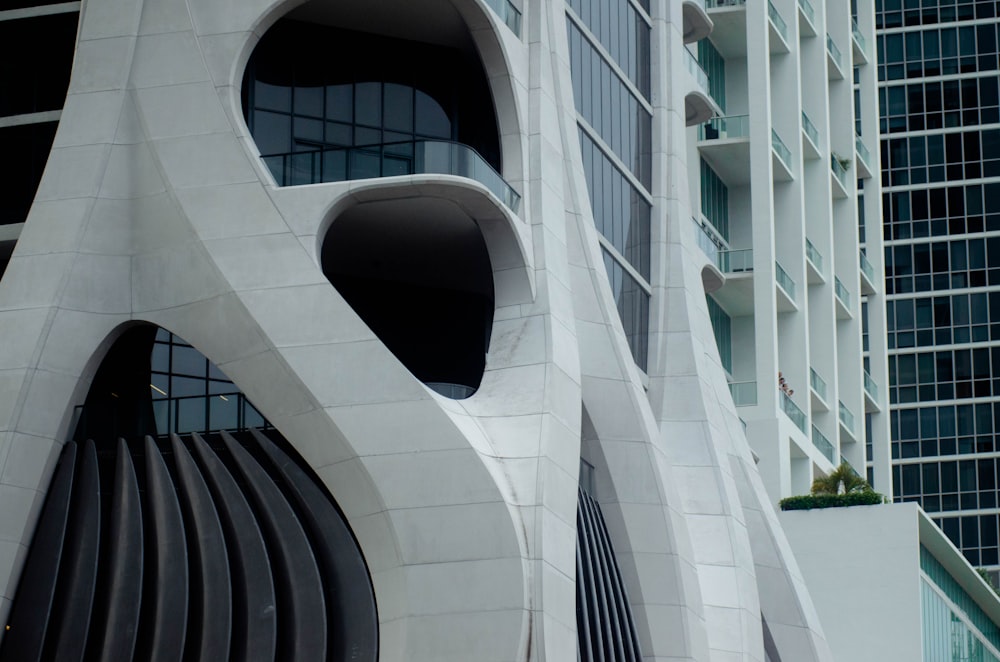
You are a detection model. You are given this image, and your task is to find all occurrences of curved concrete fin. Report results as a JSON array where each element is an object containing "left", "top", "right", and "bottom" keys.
[
  {"left": 0, "top": 441, "right": 76, "bottom": 662},
  {"left": 187, "top": 431, "right": 277, "bottom": 662},
  {"left": 248, "top": 428, "right": 377, "bottom": 662},
  {"left": 96, "top": 439, "right": 143, "bottom": 662},
  {"left": 142, "top": 436, "right": 189, "bottom": 662},
  {"left": 46, "top": 440, "right": 101, "bottom": 662},
  {"left": 219, "top": 430, "right": 327, "bottom": 661},
  {"left": 169, "top": 433, "right": 232, "bottom": 662}
]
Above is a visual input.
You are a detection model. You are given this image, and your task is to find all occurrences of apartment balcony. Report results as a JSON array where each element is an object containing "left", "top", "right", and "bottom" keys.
[
  {"left": 485, "top": 0, "right": 522, "bottom": 35},
  {"left": 855, "top": 133, "right": 873, "bottom": 178},
  {"left": 263, "top": 140, "right": 521, "bottom": 212},
  {"left": 801, "top": 111, "right": 820, "bottom": 160},
  {"left": 771, "top": 129, "right": 794, "bottom": 180},
  {"left": 851, "top": 17, "right": 868, "bottom": 64},
  {"left": 863, "top": 370, "right": 881, "bottom": 412},
  {"left": 830, "top": 154, "right": 849, "bottom": 198},
  {"left": 713, "top": 248, "right": 755, "bottom": 315},
  {"left": 834, "top": 275, "right": 852, "bottom": 319},
  {"left": 775, "top": 260, "right": 797, "bottom": 311},
  {"left": 729, "top": 380, "right": 758, "bottom": 406},
  {"left": 839, "top": 400, "right": 857, "bottom": 442},
  {"left": 781, "top": 391, "right": 807, "bottom": 434},
  {"left": 805, "top": 238, "right": 824, "bottom": 283},
  {"left": 809, "top": 367, "right": 829, "bottom": 411},
  {"left": 859, "top": 250, "right": 877, "bottom": 295},
  {"left": 797, "top": 0, "right": 817, "bottom": 37},
  {"left": 683, "top": 0, "right": 714, "bottom": 43},
  {"left": 826, "top": 33, "right": 845, "bottom": 79},
  {"left": 811, "top": 425, "right": 836, "bottom": 464},
  {"left": 684, "top": 49, "right": 722, "bottom": 126},
  {"left": 693, "top": 216, "right": 726, "bottom": 292},
  {"left": 706, "top": 0, "right": 747, "bottom": 58},
  {"left": 768, "top": 1, "right": 790, "bottom": 53},
  {"left": 698, "top": 114, "right": 751, "bottom": 184}
]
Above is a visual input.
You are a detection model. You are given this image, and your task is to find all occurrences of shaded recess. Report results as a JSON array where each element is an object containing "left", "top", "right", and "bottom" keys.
[
  {"left": 0, "top": 326, "right": 377, "bottom": 662},
  {"left": 322, "top": 197, "right": 495, "bottom": 398}
]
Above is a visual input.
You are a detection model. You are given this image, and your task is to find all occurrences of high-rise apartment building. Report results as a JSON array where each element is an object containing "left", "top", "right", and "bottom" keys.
[{"left": 877, "top": 0, "right": 1000, "bottom": 574}]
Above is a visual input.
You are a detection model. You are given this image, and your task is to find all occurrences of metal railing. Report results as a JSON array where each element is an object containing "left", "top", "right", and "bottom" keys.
[
  {"left": 685, "top": 49, "right": 711, "bottom": 97},
  {"left": 839, "top": 400, "right": 856, "bottom": 434},
  {"left": 718, "top": 248, "right": 754, "bottom": 273},
  {"left": 811, "top": 425, "right": 835, "bottom": 463},
  {"left": 771, "top": 129, "right": 792, "bottom": 170},
  {"left": 699, "top": 114, "right": 751, "bottom": 141},
  {"left": 801, "top": 111, "right": 819, "bottom": 149},
  {"left": 810, "top": 367, "right": 828, "bottom": 402},
  {"left": 798, "top": 0, "right": 816, "bottom": 25},
  {"left": 859, "top": 250, "right": 875, "bottom": 283},
  {"left": 806, "top": 238, "right": 823, "bottom": 272},
  {"left": 830, "top": 154, "right": 848, "bottom": 188},
  {"left": 262, "top": 139, "right": 521, "bottom": 212},
  {"left": 834, "top": 276, "right": 851, "bottom": 308},
  {"left": 863, "top": 370, "right": 879, "bottom": 401},
  {"left": 775, "top": 260, "right": 796, "bottom": 300},
  {"left": 486, "top": 0, "right": 522, "bottom": 35},
  {"left": 827, "top": 33, "right": 843, "bottom": 70},
  {"left": 855, "top": 133, "right": 871, "bottom": 167},
  {"left": 781, "top": 392, "right": 807, "bottom": 433},
  {"left": 851, "top": 17, "right": 866, "bottom": 55},
  {"left": 729, "top": 381, "right": 758, "bottom": 406},
  {"left": 768, "top": 1, "right": 788, "bottom": 42},
  {"left": 706, "top": 0, "right": 747, "bottom": 7}
]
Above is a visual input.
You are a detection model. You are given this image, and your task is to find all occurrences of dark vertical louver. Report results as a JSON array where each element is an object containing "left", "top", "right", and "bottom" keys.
[
  {"left": 576, "top": 487, "right": 643, "bottom": 662},
  {"left": 0, "top": 430, "right": 378, "bottom": 662}
]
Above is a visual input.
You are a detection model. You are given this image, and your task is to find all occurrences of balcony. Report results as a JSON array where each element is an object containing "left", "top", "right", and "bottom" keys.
[
  {"left": 855, "top": 133, "right": 873, "bottom": 178},
  {"left": 826, "top": 33, "right": 844, "bottom": 79},
  {"left": 830, "top": 154, "right": 849, "bottom": 198},
  {"left": 834, "top": 275, "right": 852, "bottom": 318},
  {"left": 851, "top": 17, "right": 868, "bottom": 64},
  {"left": 781, "top": 391, "right": 807, "bottom": 434},
  {"left": 698, "top": 114, "right": 751, "bottom": 185},
  {"left": 859, "top": 250, "right": 877, "bottom": 294},
  {"left": 801, "top": 111, "right": 820, "bottom": 160},
  {"left": 694, "top": 217, "right": 726, "bottom": 292},
  {"left": 839, "top": 400, "right": 857, "bottom": 441},
  {"left": 685, "top": 49, "right": 721, "bottom": 126},
  {"left": 683, "top": 0, "right": 714, "bottom": 43},
  {"left": 262, "top": 140, "right": 521, "bottom": 212},
  {"left": 863, "top": 370, "right": 881, "bottom": 412},
  {"left": 706, "top": 0, "right": 748, "bottom": 59},
  {"left": 810, "top": 367, "right": 829, "bottom": 410},
  {"left": 729, "top": 380, "right": 758, "bottom": 406},
  {"left": 805, "top": 238, "right": 824, "bottom": 283},
  {"left": 771, "top": 129, "right": 793, "bottom": 180},
  {"left": 798, "top": 0, "right": 817, "bottom": 36},
  {"left": 485, "top": 0, "right": 522, "bottom": 36},
  {"left": 811, "top": 425, "right": 836, "bottom": 464},
  {"left": 768, "top": 1, "right": 790, "bottom": 53},
  {"left": 713, "top": 248, "right": 756, "bottom": 315},
  {"left": 775, "top": 260, "right": 797, "bottom": 311}
]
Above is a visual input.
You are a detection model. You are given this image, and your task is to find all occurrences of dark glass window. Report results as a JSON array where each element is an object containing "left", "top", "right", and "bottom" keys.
[
  {"left": 0, "top": 121, "right": 58, "bottom": 225},
  {"left": 0, "top": 12, "right": 78, "bottom": 117}
]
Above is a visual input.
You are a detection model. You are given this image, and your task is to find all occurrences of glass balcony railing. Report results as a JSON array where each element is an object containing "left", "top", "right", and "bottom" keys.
[
  {"left": 775, "top": 260, "right": 796, "bottom": 300},
  {"left": 851, "top": 17, "right": 866, "bottom": 55},
  {"left": 859, "top": 250, "right": 875, "bottom": 283},
  {"left": 830, "top": 154, "right": 848, "bottom": 188},
  {"left": 809, "top": 367, "right": 828, "bottom": 402},
  {"left": 781, "top": 392, "right": 807, "bottom": 433},
  {"left": 718, "top": 248, "right": 753, "bottom": 273},
  {"left": 798, "top": 0, "right": 816, "bottom": 25},
  {"left": 771, "top": 129, "right": 792, "bottom": 170},
  {"left": 729, "top": 381, "right": 758, "bottom": 406},
  {"left": 699, "top": 114, "right": 751, "bottom": 141},
  {"left": 801, "top": 111, "right": 819, "bottom": 148},
  {"left": 685, "top": 48, "right": 712, "bottom": 97},
  {"left": 811, "top": 425, "right": 835, "bottom": 463},
  {"left": 427, "top": 382, "right": 478, "bottom": 399},
  {"left": 768, "top": 1, "right": 788, "bottom": 42},
  {"left": 855, "top": 133, "right": 871, "bottom": 167},
  {"left": 863, "top": 370, "right": 879, "bottom": 401},
  {"left": 839, "top": 400, "right": 856, "bottom": 434},
  {"left": 694, "top": 217, "right": 724, "bottom": 263},
  {"left": 486, "top": 0, "right": 522, "bottom": 35},
  {"left": 262, "top": 140, "right": 521, "bottom": 212},
  {"left": 827, "top": 33, "right": 843, "bottom": 70},
  {"left": 806, "top": 238, "right": 823, "bottom": 272},
  {"left": 706, "top": 0, "right": 747, "bottom": 7},
  {"left": 834, "top": 276, "right": 851, "bottom": 308}
]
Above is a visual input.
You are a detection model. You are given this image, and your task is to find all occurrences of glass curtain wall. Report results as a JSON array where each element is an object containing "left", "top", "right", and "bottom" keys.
[{"left": 566, "top": 0, "right": 653, "bottom": 370}]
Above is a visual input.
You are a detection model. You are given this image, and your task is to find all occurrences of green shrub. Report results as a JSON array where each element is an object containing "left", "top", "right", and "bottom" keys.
[{"left": 779, "top": 491, "right": 886, "bottom": 511}]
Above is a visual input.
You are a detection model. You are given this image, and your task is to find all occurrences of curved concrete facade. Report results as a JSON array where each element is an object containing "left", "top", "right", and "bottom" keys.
[{"left": 0, "top": 0, "right": 840, "bottom": 659}]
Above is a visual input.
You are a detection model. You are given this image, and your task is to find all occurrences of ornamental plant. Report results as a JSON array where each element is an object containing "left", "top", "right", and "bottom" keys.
[{"left": 778, "top": 462, "right": 887, "bottom": 511}]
